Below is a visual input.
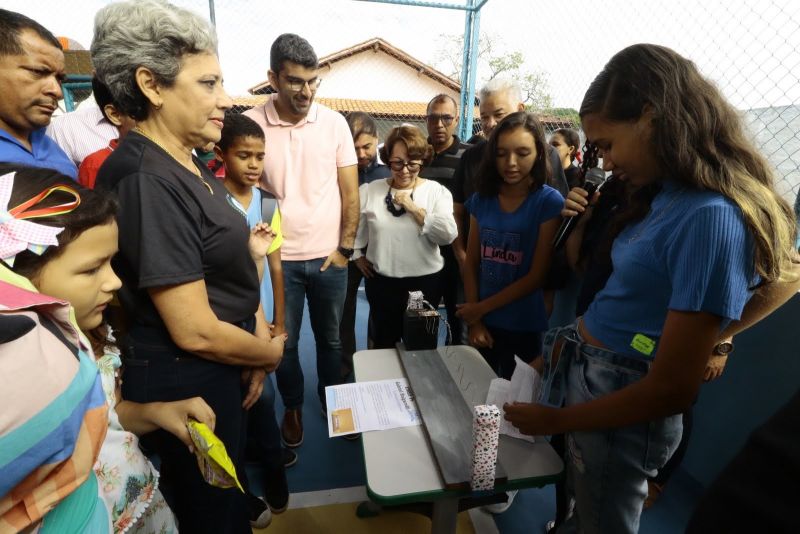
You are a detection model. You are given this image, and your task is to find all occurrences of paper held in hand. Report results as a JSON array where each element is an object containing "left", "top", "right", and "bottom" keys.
[
  {"left": 324, "top": 379, "right": 421, "bottom": 437},
  {"left": 485, "top": 355, "right": 543, "bottom": 443}
]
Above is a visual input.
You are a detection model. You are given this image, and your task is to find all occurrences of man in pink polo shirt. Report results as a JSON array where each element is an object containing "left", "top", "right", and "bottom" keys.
[{"left": 244, "top": 33, "right": 359, "bottom": 449}]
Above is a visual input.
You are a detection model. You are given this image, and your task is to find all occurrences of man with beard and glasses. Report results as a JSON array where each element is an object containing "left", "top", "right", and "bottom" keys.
[
  {"left": 244, "top": 33, "right": 359, "bottom": 449},
  {"left": 0, "top": 9, "right": 76, "bottom": 179}
]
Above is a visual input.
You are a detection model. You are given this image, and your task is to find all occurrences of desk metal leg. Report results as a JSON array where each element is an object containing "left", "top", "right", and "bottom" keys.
[
  {"left": 430, "top": 498, "right": 459, "bottom": 534},
  {"left": 356, "top": 501, "right": 382, "bottom": 518}
]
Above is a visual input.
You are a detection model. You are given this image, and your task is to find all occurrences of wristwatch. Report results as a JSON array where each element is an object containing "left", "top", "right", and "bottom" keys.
[
  {"left": 337, "top": 246, "right": 354, "bottom": 259},
  {"left": 712, "top": 341, "right": 734, "bottom": 356}
]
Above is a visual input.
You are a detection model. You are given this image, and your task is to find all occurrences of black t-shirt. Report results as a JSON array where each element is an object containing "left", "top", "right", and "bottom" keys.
[
  {"left": 96, "top": 132, "right": 260, "bottom": 327},
  {"left": 565, "top": 165, "right": 583, "bottom": 190},
  {"left": 452, "top": 140, "right": 484, "bottom": 205},
  {"left": 419, "top": 135, "right": 470, "bottom": 197},
  {"left": 574, "top": 180, "right": 627, "bottom": 316}
]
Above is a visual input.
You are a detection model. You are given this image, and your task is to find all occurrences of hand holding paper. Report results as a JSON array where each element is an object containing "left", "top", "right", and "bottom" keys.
[
  {"left": 485, "top": 356, "right": 543, "bottom": 443},
  {"left": 503, "top": 402, "right": 560, "bottom": 437}
]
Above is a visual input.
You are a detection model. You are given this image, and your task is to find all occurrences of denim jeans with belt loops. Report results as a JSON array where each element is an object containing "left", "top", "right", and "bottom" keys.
[
  {"left": 540, "top": 325, "right": 683, "bottom": 534},
  {"left": 277, "top": 258, "right": 348, "bottom": 410}
]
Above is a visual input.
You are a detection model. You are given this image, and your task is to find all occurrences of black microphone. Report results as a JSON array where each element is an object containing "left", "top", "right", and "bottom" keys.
[{"left": 553, "top": 167, "right": 608, "bottom": 250}]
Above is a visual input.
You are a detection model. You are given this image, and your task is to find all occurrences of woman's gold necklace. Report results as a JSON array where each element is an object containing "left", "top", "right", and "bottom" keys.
[{"left": 134, "top": 127, "right": 214, "bottom": 195}]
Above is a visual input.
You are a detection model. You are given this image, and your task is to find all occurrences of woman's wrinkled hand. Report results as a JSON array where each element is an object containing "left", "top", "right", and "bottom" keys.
[
  {"left": 241, "top": 367, "right": 267, "bottom": 409},
  {"left": 393, "top": 191, "right": 416, "bottom": 212},
  {"left": 152, "top": 397, "right": 216, "bottom": 451},
  {"left": 703, "top": 354, "right": 728, "bottom": 382}
]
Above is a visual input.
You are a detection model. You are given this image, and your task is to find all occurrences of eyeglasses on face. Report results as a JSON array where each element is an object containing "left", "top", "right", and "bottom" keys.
[
  {"left": 281, "top": 74, "right": 322, "bottom": 92},
  {"left": 388, "top": 159, "right": 422, "bottom": 172},
  {"left": 425, "top": 114, "right": 455, "bottom": 126}
]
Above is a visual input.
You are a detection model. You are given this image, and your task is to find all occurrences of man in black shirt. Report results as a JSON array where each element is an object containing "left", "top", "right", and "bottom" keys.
[{"left": 420, "top": 93, "right": 471, "bottom": 344}]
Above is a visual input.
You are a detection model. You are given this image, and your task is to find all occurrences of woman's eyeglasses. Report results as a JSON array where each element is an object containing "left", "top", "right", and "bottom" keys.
[{"left": 388, "top": 160, "right": 422, "bottom": 172}]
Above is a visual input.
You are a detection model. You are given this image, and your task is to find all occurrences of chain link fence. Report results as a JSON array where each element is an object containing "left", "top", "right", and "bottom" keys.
[{"left": 11, "top": 0, "right": 799, "bottom": 205}]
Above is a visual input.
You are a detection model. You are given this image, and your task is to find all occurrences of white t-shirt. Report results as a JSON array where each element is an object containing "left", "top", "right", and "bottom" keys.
[{"left": 354, "top": 178, "right": 457, "bottom": 278}]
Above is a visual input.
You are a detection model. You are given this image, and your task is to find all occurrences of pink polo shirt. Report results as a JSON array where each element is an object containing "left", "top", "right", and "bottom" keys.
[{"left": 244, "top": 96, "right": 357, "bottom": 261}]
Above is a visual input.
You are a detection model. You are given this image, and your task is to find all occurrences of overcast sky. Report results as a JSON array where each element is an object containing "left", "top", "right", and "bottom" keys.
[{"left": 6, "top": 0, "right": 800, "bottom": 110}]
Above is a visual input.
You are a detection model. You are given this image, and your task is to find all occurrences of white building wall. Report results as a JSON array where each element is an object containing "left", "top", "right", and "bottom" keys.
[{"left": 315, "top": 50, "right": 459, "bottom": 103}]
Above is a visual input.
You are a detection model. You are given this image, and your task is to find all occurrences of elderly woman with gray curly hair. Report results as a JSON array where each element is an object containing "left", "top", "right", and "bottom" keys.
[{"left": 91, "top": 1, "right": 284, "bottom": 532}]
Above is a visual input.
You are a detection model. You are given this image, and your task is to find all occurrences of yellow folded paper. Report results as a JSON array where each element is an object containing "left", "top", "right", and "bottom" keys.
[{"left": 186, "top": 420, "right": 244, "bottom": 492}]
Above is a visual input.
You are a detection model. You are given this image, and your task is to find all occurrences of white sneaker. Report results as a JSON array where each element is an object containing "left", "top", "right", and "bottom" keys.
[
  {"left": 248, "top": 495, "right": 273, "bottom": 528},
  {"left": 482, "top": 490, "right": 518, "bottom": 514}
]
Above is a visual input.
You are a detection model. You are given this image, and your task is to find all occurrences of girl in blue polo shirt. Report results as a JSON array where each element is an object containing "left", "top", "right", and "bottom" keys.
[
  {"left": 459, "top": 111, "right": 564, "bottom": 379},
  {"left": 504, "top": 44, "right": 798, "bottom": 533}
]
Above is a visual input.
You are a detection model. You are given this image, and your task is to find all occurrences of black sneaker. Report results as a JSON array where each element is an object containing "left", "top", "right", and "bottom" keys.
[
  {"left": 264, "top": 465, "right": 290, "bottom": 514},
  {"left": 247, "top": 493, "right": 272, "bottom": 528},
  {"left": 283, "top": 448, "right": 298, "bottom": 468}
]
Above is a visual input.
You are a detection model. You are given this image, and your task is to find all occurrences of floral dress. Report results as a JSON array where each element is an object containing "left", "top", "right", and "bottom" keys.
[{"left": 94, "top": 345, "right": 177, "bottom": 534}]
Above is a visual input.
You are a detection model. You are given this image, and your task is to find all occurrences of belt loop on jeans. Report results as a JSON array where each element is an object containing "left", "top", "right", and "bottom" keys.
[
  {"left": 539, "top": 324, "right": 580, "bottom": 407},
  {"left": 539, "top": 324, "right": 653, "bottom": 408}
]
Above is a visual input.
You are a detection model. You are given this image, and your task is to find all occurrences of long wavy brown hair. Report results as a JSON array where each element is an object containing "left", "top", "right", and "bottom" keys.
[{"left": 580, "top": 44, "right": 797, "bottom": 283}]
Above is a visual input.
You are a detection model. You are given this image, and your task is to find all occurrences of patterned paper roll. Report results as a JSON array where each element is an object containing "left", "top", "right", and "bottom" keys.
[{"left": 471, "top": 404, "right": 501, "bottom": 490}]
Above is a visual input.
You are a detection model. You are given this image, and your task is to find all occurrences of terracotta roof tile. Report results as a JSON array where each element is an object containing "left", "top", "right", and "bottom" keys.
[
  {"left": 232, "top": 95, "right": 475, "bottom": 118},
  {"left": 63, "top": 50, "right": 93, "bottom": 76},
  {"left": 231, "top": 95, "right": 570, "bottom": 126}
]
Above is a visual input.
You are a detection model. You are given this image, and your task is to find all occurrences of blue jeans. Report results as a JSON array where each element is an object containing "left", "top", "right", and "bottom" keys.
[
  {"left": 277, "top": 258, "right": 348, "bottom": 409},
  {"left": 248, "top": 376, "right": 284, "bottom": 470},
  {"left": 541, "top": 326, "right": 683, "bottom": 534}
]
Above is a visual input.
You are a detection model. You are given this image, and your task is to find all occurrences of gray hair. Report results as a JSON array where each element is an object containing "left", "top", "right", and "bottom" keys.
[
  {"left": 479, "top": 77, "right": 522, "bottom": 105},
  {"left": 90, "top": 0, "right": 218, "bottom": 121}
]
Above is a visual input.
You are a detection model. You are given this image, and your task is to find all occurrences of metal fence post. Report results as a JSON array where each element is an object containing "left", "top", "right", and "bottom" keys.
[{"left": 458, "top": 0, "right": 481, "bottom": 139}]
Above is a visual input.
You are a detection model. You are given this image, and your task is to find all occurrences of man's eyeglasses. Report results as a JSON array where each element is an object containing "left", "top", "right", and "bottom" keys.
[
  {"left": 425, "top": 114, "right": 455, "bottom": 126},
  {"left": 282, "top": 75, "right": 322, "bottom": 92},
  {"left": 388, "top": 159, "right": 422, "bottom": 172}
]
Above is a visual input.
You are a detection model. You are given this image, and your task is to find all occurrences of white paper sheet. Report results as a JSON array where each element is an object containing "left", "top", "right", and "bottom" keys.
[
  {"left": 485, "top": 356, "right": 543, "bottom": 443},
  {"left": 324, "top": 379, "right": 421, "bottom": 437}
]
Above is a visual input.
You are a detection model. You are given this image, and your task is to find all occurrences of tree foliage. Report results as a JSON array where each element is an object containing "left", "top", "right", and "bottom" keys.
[
  {"left": 543, "top": 107, "right": 581, "bottom": 128},
  {"left": 433, "top": 32, "right": 553, "bottom": 111}
]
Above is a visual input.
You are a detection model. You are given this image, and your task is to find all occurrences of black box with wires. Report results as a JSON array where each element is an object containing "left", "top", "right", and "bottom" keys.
[{"left": 402, "top": 291, "right": 441, "bottom": 350}]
